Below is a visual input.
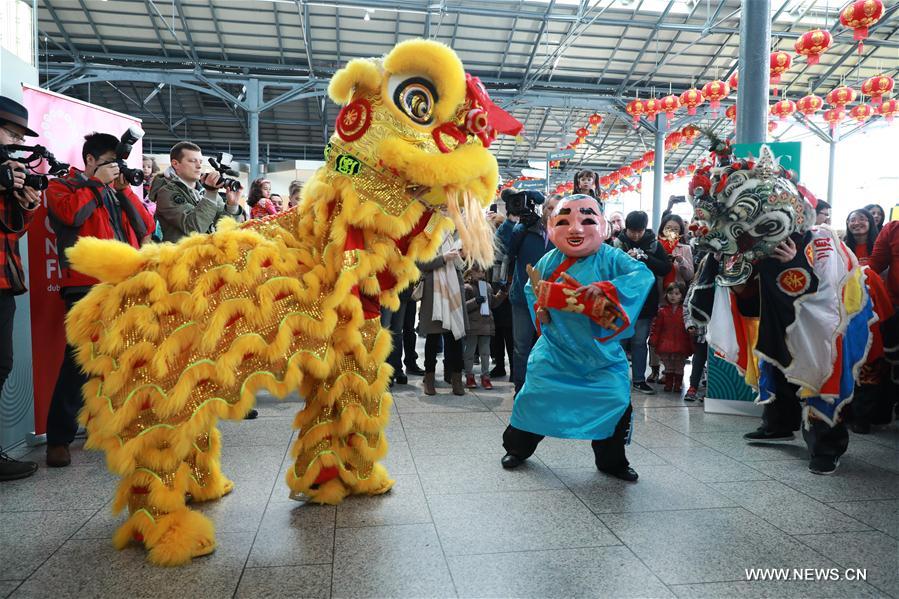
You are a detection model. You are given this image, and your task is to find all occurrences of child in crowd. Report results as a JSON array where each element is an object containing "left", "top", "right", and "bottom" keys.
[
  {"left": 649, "top": 282, "right": 693, "bottom": 393},
  {"left": 463, "top": 265, "right": 504, "bottom": 389}
]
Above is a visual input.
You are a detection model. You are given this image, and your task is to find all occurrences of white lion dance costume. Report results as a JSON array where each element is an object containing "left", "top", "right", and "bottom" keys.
[{"left": 64, "top": 40, "right": 519, "bottom": 565}]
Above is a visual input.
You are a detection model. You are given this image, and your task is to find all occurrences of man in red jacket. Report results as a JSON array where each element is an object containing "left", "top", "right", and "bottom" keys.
[
  {"left": 44, "top": 132, "right": 154, "bottom": 467},
  {"left": 870, "top": 219, "right": 899, "bottom": 308}
]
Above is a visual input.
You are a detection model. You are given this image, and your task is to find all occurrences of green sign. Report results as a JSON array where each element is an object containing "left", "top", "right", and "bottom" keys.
[
  {"left": 547, "top": 149, "right": 575, "bottom": 161},
  {"left": 732, "top": 141, "right": 801, "bottom": 177}
]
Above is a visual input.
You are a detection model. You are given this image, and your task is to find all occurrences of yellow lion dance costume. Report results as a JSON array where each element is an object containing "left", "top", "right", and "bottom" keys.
[{"left": 64, "top": 40, "right": 519, "bottom": 566}]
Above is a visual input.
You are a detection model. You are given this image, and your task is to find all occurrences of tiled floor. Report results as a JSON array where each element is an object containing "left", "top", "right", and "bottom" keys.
[{"left": 2, "top": 373, "right": 897, "bottom": 598}]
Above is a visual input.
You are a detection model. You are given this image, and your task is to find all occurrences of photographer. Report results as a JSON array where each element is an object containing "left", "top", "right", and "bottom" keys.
[
  {"left": 613, "top": 211, "right": 672, "bottom": 394},
  {"left": 44, "top": 132, "right": 155, "bottom": 467},
  {"left": 152, "top": 142, "right": 245, "bottom": 242},
  {"left": 0, "top": 96, "right": 41, "bottom": 481},
  {"left": 496, "top": 190, "right": 561, "bottom": 394}
]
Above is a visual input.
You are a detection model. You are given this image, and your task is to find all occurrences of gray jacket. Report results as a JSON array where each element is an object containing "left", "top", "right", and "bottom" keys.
[
  {"left": 150, "top": 174, "right": 245, "bottom": 242},
  {"left": 417, "top": 254, "right": 469, "bottom": 336}
]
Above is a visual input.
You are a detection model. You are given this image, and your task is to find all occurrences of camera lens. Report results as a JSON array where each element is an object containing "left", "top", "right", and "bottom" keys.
[{"left": 24, "top": 173, "right": 49, "bottom": 191}]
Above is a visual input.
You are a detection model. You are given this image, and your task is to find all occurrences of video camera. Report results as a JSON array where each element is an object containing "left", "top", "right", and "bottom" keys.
[
  {"left": 0, "top": 144, "right": 70, "bottom": 192},
  {"left": 208, "top": 153, "right": 242, "bottom": 192},
  {"left": 111, "top": 127, "right": 146, "bottom": 186},
  {"left": 501, "top": 188, "right": 545, "bottom": 227}
]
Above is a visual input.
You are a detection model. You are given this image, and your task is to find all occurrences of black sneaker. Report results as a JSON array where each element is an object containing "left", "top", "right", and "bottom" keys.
[
  {"left": 405, "top": 363, "right": 426, "bottom": 376},
  {"left": 809, "top": 456, "right": 840, "bottom": 475},
  {"left": 0, "top": 447, "right": 38, "bottom": 482},
  {"left": 489, "top": 366, "right": 507, "bottom": 378},
  {"left": 633, "top": 382, "right": 656, "bottom": 395},
  {"left": 743, "top": 427, "right": 794, "bottom": 442}
]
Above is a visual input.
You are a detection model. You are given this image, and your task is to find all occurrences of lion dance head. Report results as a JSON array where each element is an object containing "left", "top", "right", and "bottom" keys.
[
  {"left": 688, "top": 144, "right": 816, "bottom": 286},
  {"left": 323, "top": 39, "right": 521, "bottom": 268}
]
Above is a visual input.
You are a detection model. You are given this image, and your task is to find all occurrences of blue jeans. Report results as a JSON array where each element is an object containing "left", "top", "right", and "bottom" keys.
[
  {"left": 511, "top": 302, "right": 537, "bottom": 392},
  {"left": 630, "top": 317, "right": 652, "bottom": 384}
]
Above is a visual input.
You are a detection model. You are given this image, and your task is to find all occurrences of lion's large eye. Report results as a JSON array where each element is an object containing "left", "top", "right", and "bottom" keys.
[{"left": 387, "top": 75, "right": 438, "bottom": 125}]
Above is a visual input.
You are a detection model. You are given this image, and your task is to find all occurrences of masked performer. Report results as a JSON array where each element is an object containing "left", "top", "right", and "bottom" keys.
[
  {"left": 500, "top": 195, "right": 654, "bottom": 481},
  {"left": 686, "top": 143, "right": 876, "bottom": 475},
  {"left": 63, "top": 40, "right": 521, "bottom": 565}
]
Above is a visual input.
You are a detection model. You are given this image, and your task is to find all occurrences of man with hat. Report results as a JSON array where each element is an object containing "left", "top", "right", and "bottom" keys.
[{"left": 0, "top": 96, "right": 42, "bottom": 482}]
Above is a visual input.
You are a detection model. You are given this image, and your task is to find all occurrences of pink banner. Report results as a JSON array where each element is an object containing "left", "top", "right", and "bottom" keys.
[{"left": 22, "top": 85, "right": 142, "bottom": 435}]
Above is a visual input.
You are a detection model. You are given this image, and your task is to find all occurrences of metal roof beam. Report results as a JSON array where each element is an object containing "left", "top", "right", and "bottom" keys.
[{"left": 42, "top": 0, "right": 82, "bottom": 62}]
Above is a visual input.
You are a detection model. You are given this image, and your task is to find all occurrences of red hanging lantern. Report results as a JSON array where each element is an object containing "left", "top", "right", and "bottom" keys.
[
  {"left": 725, "top": 104, "right": 737, "bottom": 123},
  {"left": 879, "top": 98, "right": 899, "bottom": 122},
  {"left": 664, "top": 131, "right": 683, "bottom": 152},
  {"left": 619, "top": 166, "right": 634, "bottom": 178},
  {"left": 688, "top": 164, "right": 697, "bottom": 174},
  {"left": 702, "top": 80, "right": 730, "bottom": 114},
  {"left": 576, "top": 127, "right": 589, "bottom": 140},
  {"left": 571, "top": 137, "right": 583, "bottom": 147},
  {"left": 679, "top": 88, "right": 704, "bottom": 116},
  {"left": 676, "top": 168, "right": 687, "bottom": 178},
  {"left": 840, "top": 0, "right": 885, "bottom": 53},
  {"left": 769, "top": 51, "right": 792, "bottom": 95},
  {"left": 610, "top": 189, "right": 619, "bottom": 197},
  {"left": 794, "top": 29, "right": 832, "bottom": 66},
  {"left": 861, "top": 74, "right": 894, "bottom": 106},
  {"left": 660, "top": 94, "right": 681, "bottom": 120},
  {"left": 643, "top": 150, "right": 655, "bottom": 166},
  {"left": 664, "top": 173, "right": 675, "bottom": 183},
  {"left": 823, "top": 108, "right": 845, "bottom": 131},
  {"left": 609, "top": 171, "right": 621, "bottom": 185},
  {"left": 599, "top": 175, "right": 611, "bottom": 187},
  {"left": 643, "top": 98, "right": 661, "bottom": 121},
  {"left": 626, "top": 99, "right": 645, "bottom": 128},
  {"left": 636, "top": 182, "right": 642, "bottom": 192},
  {"left": 770, "top": 99, "right": 797, "bottom": 120},
  {"left": 827, "top": 85, "right": 857, "bottom": 109},
  {"left": 728, "top": 72, "right": 739, "bottom": 92},
  {"left": 600, "top": 191, "right": 610, "bottom": 201},
  {"left": 681, "top": 124, "right": 700, "bottom": 144},
  {"left": 564, "top": 181, "right": 574, "bottom": 191},
  {"left": 631, "top": 159, "right": 647, "bottom": 173},
  {"left": 588, "top": 112, "right": 603, "bottom": 132},
  {"left": 768, "top": 121, "right": 778, "bottom": 133},
  {"left": 850, "top": 103, "right": 874, "bottom": 123},
  {"left": 555, "top": 184, "right": 565, "bottom": 195},
  {"left": 796, "top": 94, "right": 824, "bottom": 116}
]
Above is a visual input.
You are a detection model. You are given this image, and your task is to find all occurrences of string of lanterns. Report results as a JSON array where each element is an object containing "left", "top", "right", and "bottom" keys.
[{"left": 506, "top": 0, "right": 890, "bottom": 199}]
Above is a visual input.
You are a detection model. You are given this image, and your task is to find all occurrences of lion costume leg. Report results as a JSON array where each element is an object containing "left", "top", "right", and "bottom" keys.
[{"left": 286, "top": 317, "right": 395, "bottom": 503}]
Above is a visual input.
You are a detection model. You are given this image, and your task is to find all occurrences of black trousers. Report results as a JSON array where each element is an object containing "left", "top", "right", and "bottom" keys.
[
  {"left": 761, "top": 367, "right": 848, "bottom": 460},
  {"left": 491, "top": 323, "right": 514, "bottom": 374},
  {"left": 381, "top": 298, "right": 409, "bottom": 375},
  {"left": 402, "top": 299, "right": 420, "bottom": 369},
  {"left": 46, "top": 292, "right": 89, "bottom": 446},
  {"left": 689, "top": 340, "right": 708, "bottom": 389},
  {"left": 503, "top": 404, "right": 633, "bottom": 471},
  {"left": 0, "top": 293, "right": 16, "bottom": 393},
  {"left": 425, "top": 332, "right": 463, "bottom": 374}
]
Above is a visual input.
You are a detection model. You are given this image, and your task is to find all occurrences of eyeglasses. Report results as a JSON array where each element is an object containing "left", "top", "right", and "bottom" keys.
[{"left": 0, "top": 126, "right": 25, "bottom": 144}]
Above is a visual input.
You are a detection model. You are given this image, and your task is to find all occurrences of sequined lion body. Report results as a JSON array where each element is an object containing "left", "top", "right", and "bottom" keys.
[{"left": 65, "top": 40, "right": 507, "bottom": 566}]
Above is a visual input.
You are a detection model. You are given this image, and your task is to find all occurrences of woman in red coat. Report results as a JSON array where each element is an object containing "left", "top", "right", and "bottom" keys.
[{"left": 649, "top": 282, "right": 693, "bottom": 392}]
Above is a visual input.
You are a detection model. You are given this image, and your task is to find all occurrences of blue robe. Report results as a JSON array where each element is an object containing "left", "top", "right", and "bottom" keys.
[{"left": 510, "top": 244, "right": 654, "bottom": 440}]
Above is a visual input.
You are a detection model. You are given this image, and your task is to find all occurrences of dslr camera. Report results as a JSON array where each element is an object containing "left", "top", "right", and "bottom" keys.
[
  {"left": 0, "top": 144, "right": 69, "bottom": 192},
  {"left": 501, "top": 188, "right": 545, "bottom": 227},
  {"left": 208, "top": 153, "right": 242, "bottom": 192},
  {"left": 111, "top": 127, "right": 146, "bottom": 186}
]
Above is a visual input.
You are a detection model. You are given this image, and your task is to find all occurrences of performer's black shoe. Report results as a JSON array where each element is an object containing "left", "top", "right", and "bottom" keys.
[
  {"left": 808, "top": 456, "right": 840, "bottom": 475},
  {"left": 743, "top": 427, "right": 794, "bottom": 442},
  {"left": 405, "top": 363, "right": 426, "bottom": 376},
  {"left": 599, "top": 466, "right": 639, "bottom": 482},
  {"left": 244, "top": 409, "right": 259, "bottom": 420},
  {"left": 501, "top": 453, "right": 525, "bottom": 469},
  {"left": 394, "top": 371, "right": 408, "bottom": 385},
  {"left": 489, "top": 366, "right": 506, "bottom": 378}
]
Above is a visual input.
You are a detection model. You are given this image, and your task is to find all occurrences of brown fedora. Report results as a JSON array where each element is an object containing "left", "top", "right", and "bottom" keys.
[{"left": 0, "top": 96, "right": 39, "bottom": 138}]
